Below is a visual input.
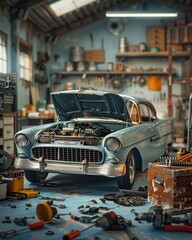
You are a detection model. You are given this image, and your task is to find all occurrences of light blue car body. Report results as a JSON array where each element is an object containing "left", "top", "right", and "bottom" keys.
[{"left": 14, "top": 90, "right": 174, "bottom": 188}]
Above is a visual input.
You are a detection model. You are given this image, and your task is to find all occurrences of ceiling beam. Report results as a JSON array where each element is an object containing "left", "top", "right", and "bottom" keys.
[
  {"left": 13, "top": 0, "right": 48, "bottom": 9},
  {"left": 54, "top": 0, "right": 138, "bottom": 36},
  {"left": 55, "top": 11, "right": 105, "bottom": 36}
]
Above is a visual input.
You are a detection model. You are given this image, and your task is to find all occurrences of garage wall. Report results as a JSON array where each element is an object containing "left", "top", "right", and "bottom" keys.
[
  {"left": 0, "top": 5, "right": 185, "bottom": 118},
  {"left": 10, "top": 20, "right": 50, "bottom": 110},
  {"left": 49, "top": 17, "right": 182, "bottom": 117}
]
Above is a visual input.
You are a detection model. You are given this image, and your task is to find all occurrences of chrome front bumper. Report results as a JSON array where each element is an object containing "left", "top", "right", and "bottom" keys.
[{"left": 14, "top": 157, "right": 126, "bottom": 177}]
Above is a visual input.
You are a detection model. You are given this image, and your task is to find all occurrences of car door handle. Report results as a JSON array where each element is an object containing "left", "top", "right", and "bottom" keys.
[{"left": 151, "top": 134, "right": 160, "bottom": 141}]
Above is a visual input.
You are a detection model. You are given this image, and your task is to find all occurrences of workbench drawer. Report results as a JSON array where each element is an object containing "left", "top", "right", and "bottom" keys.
[
  {"left": 3, "top": 140, "right": 14, "bottom": 155},
  {"left": 148, "top": 162, "right": 192, "bottom": 209},
  {"left": 3, "top": 125, "right": 14, "bottom": 139},
  {"left": 4, "top": 116, "right": 14, "bottom": 125}
]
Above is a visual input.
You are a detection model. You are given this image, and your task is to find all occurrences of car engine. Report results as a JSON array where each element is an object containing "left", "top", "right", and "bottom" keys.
[{"left": 37, "top": 122, "right": 112, "bottom": 146}]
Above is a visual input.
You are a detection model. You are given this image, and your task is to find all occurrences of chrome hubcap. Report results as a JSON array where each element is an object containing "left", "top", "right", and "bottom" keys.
[{"left": 129, "top": 154, "right": 135, "bottom": 183}]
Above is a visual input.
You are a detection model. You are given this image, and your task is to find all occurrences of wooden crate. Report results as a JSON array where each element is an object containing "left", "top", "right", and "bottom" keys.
[
  {"left": 146, "top": 26, "right": 165, "bottom": 51},
  {"left": 148, "top": 162, "right": 192, "bottom": 209},
  {"left": 84, "top": 49, "right": 105, "bottom": 63}
]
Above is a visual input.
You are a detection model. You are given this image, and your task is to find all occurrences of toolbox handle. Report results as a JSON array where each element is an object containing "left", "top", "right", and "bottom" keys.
[{"left": 154, "top": 176, "right": 164, "bottom": 187}]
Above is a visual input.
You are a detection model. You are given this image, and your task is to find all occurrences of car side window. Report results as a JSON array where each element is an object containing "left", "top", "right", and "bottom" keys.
[
  {"left": 128, "top": 102, "right": 139, "bottom": 124},
  {"left": 148, "top": 105, "right": 157, "bottom": 121},
  {"left": 140, "top": 103, "right": 157, "bottom": 122}
]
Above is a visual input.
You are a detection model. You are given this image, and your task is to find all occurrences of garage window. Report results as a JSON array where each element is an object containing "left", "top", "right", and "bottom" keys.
[
  {"left": 19, "top": 41, "right": 32, "bottom": 82},
  {"left": 0, "top": 31, "right": 7, "bottom": 74}
]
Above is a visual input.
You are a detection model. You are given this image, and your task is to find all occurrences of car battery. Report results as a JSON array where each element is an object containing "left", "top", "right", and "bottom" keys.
[{"left": 148, "top": 162, "right": 192, "bottom": 209}]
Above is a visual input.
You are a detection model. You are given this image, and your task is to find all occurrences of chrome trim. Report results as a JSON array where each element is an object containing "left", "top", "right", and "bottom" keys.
[{"left": 32, "top": 146, "right": 103, "bottom": 163}]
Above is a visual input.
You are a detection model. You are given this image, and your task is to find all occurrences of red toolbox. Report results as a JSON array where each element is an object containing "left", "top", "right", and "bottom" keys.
[{"left": 148, "top": 162, "right": 192, "bottom": 209}]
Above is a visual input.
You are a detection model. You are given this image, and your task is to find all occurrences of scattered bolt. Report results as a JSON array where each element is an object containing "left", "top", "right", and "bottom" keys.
[
  {"left": 130, "top": 209, "right": 141, "bottom": 223},
  {"left": 89, "top": 199, "right": 97, "bottom": 204},
  {"left": 99, "top": 198, "right": 106, "bottom": 204},
  {"left": 46, "top": 230, "right": 54, "bottom": 235},
  {"left": 25, "top": 203, "right": 32, "bottom": 207}
]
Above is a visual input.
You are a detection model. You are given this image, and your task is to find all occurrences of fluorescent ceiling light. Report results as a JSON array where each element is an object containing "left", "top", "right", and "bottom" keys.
[
  {"left": 106, "top": 11, "right": 178, "bottom": 18},
  {"left": 50, "top": 0, "right": 96, "bottom": 17}
]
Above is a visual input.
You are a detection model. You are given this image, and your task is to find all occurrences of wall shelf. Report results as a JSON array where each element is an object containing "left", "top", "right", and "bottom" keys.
[
  {"left": 116, "top": 51, "right": 191, "bottom": 59},
  {"left": 55, "top": 70, "right": 168, "bottom": 77}
]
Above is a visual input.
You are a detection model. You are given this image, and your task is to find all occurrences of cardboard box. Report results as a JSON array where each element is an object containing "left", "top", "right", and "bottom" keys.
[
  {"left": 148, "top": 162, "right": 192, "bottom": 209},
  {"left": 129, "top": 44, "right": 139, "bottom": 52}
]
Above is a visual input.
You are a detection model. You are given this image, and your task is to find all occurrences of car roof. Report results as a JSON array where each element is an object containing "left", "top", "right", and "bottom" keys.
[{"left": 51, "top": 89, "right": 109, "bottom": 96}]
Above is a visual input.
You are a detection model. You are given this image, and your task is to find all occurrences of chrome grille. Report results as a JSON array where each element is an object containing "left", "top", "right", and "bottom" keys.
[{"left": 32, "top": 147, "right": 103, "bottom": 163}]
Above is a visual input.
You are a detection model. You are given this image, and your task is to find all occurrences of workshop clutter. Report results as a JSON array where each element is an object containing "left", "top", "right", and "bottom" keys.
[
  {"left": 20, "top": 102, "right": 55, "bottom": 118},
  {"left": 2, "top": 178, "right": 192, "bottom": 239},
  {"left": 63, "top": 211, "right": 135, "bottom": 240},
  {"left": 35, "top": 198, "right": 139, "bottom": 240},
  {"left": 65, "top": 45, "right": 168, "bottom": 74},
  {"left": 65, "top": 45, "right": 105, "bottom": 73},
  {"left": 134, "top": 205, "right": 192, "bottom": 232},
  {"left": 0, "top": 220, "right": 45, "bottom": 239},
  {"left": 0, "top": 170, "right": 40, "bottom": 200}
]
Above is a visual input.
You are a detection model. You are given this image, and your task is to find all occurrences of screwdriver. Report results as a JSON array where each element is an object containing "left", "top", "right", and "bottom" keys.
[
  {"left": 0, "top": 220, "right": 44, "bottom": 239},
  {"left": 63, "top": 211, "right": 124, "bottom": 240}
]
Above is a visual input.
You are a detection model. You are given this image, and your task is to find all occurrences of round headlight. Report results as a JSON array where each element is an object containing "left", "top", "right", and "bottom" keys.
[
  {"left": 15, "top": 134, "right": 29, "bottom": 148},
  {"left": 105, "top": 137, "right": 121, "bottom": 152}
]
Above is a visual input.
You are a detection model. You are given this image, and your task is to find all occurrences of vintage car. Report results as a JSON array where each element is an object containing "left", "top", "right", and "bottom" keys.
[{"left": 14, "top": 90, "right": 174, "bottom": 189}]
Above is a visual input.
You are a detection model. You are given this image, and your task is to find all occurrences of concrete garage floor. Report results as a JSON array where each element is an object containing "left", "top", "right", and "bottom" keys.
[{"left": 0, "top": 171, "right": 192, "bottom": 240}]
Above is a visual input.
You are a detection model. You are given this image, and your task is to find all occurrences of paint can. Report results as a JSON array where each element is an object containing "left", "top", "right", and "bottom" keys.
[
  {"left": 118, "top": 37, "right": 128, "bottom": 52},
  {"left": 66, "top": 82, "right": 74, "bottom": 90},
  {"left": 70, "top": 46, "right": 84, "bottom": 62},
  {"left": 139, "top": 42, "right": 146, "bottom": 52},
  {"left": 107, "top": 62, "right": 113, "bottom": 71}
]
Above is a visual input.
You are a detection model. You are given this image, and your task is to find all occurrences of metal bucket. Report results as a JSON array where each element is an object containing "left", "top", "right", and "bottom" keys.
[
  {"left": 65, "top": 62, "right": 74, "bottom": 72},
  {"left": 118, "top": 37, "right": 128, "bottom": 52},
  {"left": 77, "top": 62, "right": 85, "bottom": 72},
  {"left": 70, "top": 46, "right": 84, "bottom": 62}
]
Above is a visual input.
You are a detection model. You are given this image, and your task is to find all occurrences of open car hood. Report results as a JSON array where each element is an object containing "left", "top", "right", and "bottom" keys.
[{"left": 51, "top": 90, "right": 130, "bottom": 121}]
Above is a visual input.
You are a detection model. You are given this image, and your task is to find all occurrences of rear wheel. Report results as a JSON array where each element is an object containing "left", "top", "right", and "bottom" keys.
[
  {"left": 116, "top": 150, "right": 136, "bottom": 190},
  {"left": 25, "top": 170, "right": 48, "bottom": 183}
]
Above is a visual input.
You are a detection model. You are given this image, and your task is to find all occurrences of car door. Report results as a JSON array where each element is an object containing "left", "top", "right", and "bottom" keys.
[{"left": 139, "top": 102, "right": 163, "bottom": 158}]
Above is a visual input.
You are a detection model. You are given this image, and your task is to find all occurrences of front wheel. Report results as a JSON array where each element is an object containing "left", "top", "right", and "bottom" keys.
[
  {"left": 25, "top": 170, "right": 48, "bottom": 183},
  {"left": 116, "top": 150, "right": 136, "bottom": 190}
]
